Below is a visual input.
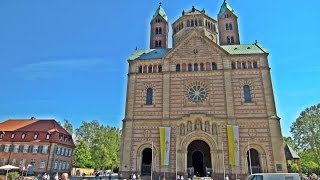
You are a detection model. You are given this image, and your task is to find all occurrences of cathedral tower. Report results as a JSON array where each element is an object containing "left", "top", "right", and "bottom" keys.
[
  {"left": 218, "top": 0, "right": 240, "bottom": 45},
  {"left": 150, "top": 3, "right": 169, "bottom": 49}
]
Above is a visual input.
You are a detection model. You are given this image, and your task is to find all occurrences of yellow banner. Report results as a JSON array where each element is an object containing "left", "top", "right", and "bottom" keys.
[
  {"left": 159, "top": 127, "right": 170, "bottom": 166},
  {"left": 227, "top": 125, "right": 235, "bottom": 165}
]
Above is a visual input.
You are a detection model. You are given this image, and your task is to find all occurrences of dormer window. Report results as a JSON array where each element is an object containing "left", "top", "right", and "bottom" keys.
[
  {"left": 33, "top": 133, "right": 39, "bottom": 140},
  {"left": 11, "top": 133, "right": 16, "bottom": 139},
  {"left": 59, "top": 134, "right": 63, "bottom": 141},
  {"left": 0, "top": 132, "right": 4, "bottom": 139},
  {"left": 22, "top": 133, "right": 26, "bottom": 139},
  {"left": 46, "top": 133, "right": 51, "bottom": 140}
]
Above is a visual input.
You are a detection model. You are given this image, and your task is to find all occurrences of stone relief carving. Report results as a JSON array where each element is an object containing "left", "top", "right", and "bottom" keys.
[
  {"left": 180, "top": 124, "right": 185, "bottom": 136},
  {"left": 195, "top": 120, "right": 202, "bottom": 131},
  {"left": 212, "top": 124, "right": 217, "bottom": 135},
  {"left": 205, "top": 121, "right": 210, "bottom": 133},
  {"left": 187, "top": 121, "right": 192, "bottom": 133}
]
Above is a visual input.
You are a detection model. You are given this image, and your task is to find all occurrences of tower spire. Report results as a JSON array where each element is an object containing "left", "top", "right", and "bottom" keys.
[{"left": 150, "top": 3, "right": 169, "bottom": 49}]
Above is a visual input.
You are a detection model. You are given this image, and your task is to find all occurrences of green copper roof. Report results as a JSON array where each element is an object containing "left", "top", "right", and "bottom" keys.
[
  {"left": 218, "top": 0, "right": 237, "bottom": 18},
  {"left": 221, "top": 43, "right": 268, "bottom": 55},
  {"left": 128, "top": 48, "right": 171, "bottom": 60},
  {"left": 151, "top": 3, "right": 168, "bottom": 22}
]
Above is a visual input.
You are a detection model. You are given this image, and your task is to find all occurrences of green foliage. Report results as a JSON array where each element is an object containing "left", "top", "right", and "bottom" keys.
[
  {"left": 291, "top": 103, "right": 320, "bottom": 167},
  {"left": 63, "top": 119, "right": 73, "bottom": 135},
  {"left": 74, "top": 120, "right": 121, "bottom": 170},
  {"left": 8, "top": 171, "right": 19, "bottom": 180},
  {"left": 287, "top": 160, "right": 300, "bottom": 173},
  {"left": 283, "top": 136, "right": 298, "bottom": 151},
  {"left": 299, "top": 150, "right": 319, "bottom": 174}
]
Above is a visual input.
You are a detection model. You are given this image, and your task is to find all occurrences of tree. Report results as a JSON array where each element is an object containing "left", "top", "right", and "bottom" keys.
[
  {"left": 283, "top": 136, "right": 298, "bottom": 151},
  {"left": 291, "top": 103, "right": 320, "bottom": 170},
  {"left": 74, "top": 141, "right": 93, "bottom": 168},
  {"left": 74, "top": 120, "right": 121, "bottom": 170},
  {"left": 63, "top": 119, "right": 73, "bottom": 135}
]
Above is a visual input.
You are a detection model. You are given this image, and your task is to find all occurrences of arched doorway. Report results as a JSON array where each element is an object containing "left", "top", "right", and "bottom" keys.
[
  {"left": 187, "top": 140, "right": 211, "bottom": 177},
  {"left": 247, "top": 148, "right": 261, "bottom": 174},
  {"left": 141, "top": 148, "right": 152, "bottom": 175}
]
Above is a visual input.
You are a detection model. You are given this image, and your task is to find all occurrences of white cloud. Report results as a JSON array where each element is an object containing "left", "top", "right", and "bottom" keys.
[{"left": 12, "top": 58, "right": 118, "bottom": 80}]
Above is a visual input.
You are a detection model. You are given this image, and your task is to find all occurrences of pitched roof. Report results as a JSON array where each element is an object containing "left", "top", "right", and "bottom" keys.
[
  {"left": 285, "top": 144, "right": 300, "bottom": 159},
  {"left": 218, "top": 0, "right": 237, "bottom": 18},
  {"left": 128, "top": 48, "right": 171, "bottom": 60},
  {"left": 0, "top": 119, "right": 71, "bottom": 136},
  {"left": 221, "top": 43, "right": 269, "bottom": 55},
  {"left": 151, "top": 3, "right": 168, "bottom": 22},
  {"left": 0, "top": 119, "right": 37, "bottom": 131}
]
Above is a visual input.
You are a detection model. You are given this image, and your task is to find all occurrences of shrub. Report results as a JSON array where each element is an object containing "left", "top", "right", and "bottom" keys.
[{"left": 8, "top": 171, "right": 19, "bottom": 180}]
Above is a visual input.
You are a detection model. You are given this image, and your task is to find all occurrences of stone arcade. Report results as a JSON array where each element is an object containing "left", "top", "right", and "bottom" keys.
[{"left": 120, "top": 1, "right": 287, "bottom": 179}]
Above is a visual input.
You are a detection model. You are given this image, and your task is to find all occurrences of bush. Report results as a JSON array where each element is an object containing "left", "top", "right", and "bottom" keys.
[{"left": 8, "top": 171, "right": 19, "bottom": 180}]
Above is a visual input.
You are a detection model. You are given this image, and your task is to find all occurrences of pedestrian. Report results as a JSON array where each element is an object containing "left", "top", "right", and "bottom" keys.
[
  {"left": 133, "top": 173, "right": 136, "bottom": 180},
  {"left": 109, "top": 173, "right": 112, "bottom": 180},
  {"left": 61, "top": 173, "right": 68, "bottom": 180},
  {"left": 225, "top": 175, "right": 229, "bottom": 180},
  {"left": 42, "top": 173, "right": 48, "bottom": 180},
  {"left": 54, "top": 173, "right": 59, "bottom": 180}
]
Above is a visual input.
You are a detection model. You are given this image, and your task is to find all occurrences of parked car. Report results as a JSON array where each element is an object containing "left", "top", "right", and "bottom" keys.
[{"left": 245, "top": 173, "right": 300, "bottom": 180}]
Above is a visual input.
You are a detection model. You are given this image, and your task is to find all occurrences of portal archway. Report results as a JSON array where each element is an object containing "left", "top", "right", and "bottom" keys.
[
  {"left": 187, "top": 140, "right": 211, "bottom": 177},
  {"left": 141, "top": 148, "right": 152, "bottom": 175},
  {"left": 247, "top": 148, "right": 261, "bottom": 174}
]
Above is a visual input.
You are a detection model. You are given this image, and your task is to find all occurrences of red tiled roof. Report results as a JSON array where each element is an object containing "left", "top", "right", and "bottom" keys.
[
  {"left": 0, "top": 119, "right": 37, "bottom": 131},
  {"left": 16, "top": 120, "right": 71, "bottom": 135}
]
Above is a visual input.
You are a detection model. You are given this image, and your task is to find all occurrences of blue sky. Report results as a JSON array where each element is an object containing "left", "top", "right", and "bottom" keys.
[{"left": 0, "top": 0, "right": 319, "bottom": 137}]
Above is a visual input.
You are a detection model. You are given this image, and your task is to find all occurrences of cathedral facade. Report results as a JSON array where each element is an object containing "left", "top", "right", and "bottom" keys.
[{"left": 120, "top": 1, "right": 287, "bottom": 179}]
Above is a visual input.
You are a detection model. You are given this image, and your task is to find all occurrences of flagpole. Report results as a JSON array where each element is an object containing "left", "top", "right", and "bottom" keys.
[
  {"left": 151, "top": 141, "right": 153, "bottom": 180},
  {"left": 248, "top": 140, "right": 252, "bottom": 174},
  {"left": 175, "top": 139, "right": 177, "bottom": 180},
  {"left": 222, "top": 140, "right": 225, "bottom": 180}
]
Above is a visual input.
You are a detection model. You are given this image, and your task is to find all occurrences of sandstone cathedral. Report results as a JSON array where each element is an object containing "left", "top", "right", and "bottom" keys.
[{"left": 120, "top": 1, "right": 287, "bottom": 179}]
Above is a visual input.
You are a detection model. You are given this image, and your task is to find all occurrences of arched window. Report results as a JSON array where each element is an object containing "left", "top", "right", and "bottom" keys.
[
  {"left": 205, "top": 20, "right": 208, "bottom": 27},
  {"left": 231, "top": 36, "right": 235, "bottom": 44},
  {"left": 227, "top": 36, "right": 231, "bottom": 44},
  {"left": 191, "top": 19, "right": 194, "bottom": 26},
  {"left": 143, "top": 65, "right": 147, "bottom": 73},
  {"left": 253, "top": 61, "right": 258, "bottom": 68},
  {"left": 159, "top": 27, "right": 162, "bottom": 34},
  {"left": 194, "top": 63, "right": 198, "bottom": 71},
  {"left": 200, "top": 63, "right": 204, "bottom": 71},
  {"left": 155, "top": 40, "right": 159, "bottom": 48},
  {"left": 148, "top": 65, "right": 152, "bottom": 73},
  {"left": 212, "top": 63, "right": 217, "bottom": 70},
  {"left": 231, "top": 62, "right": 236, "bottom": 69},
  {"left": 206, "top": 62, "right": 211, "bottom": 71},
  {"left": 146, "top": 88, "right": 153, "bottom": 105},
  {"left": 248, "top": 61, "right": 253, "bottom": 69},
  {"left": 158, "top": 65, "right": 162, "bottom": 72},
  {"left": 155, "top": 27, "right": 159, "bottom": 34},
  {"left": 213, "top": 24, "right": 216, "bottom": 32},
  {"left": 195, "top": 19, "right": 198, "bottom": 26},
  {"left": 176, "top": 64, "right": 181, "bottom": 72},
  {"left": 188, "top": 63, "right": 192, "bottom": 71},
  {"left": 159, "top": 40, "right": 162, "bottom": 47},
  {"left": 243, "top": 85, "right": 252, "bottom": 102},
  {"left": 242, "top": 62, "right": 247, "bottom": 69},
  {"left": 153, "top": 65, "right": 158, "bottom": 73},
  {"left": 182, "top": 63, "right": 187, "bottom": 72},
  {"left": 187, "top": 20, "right": 190, "bottom": 27},
  {"left": 138, "top": 66, "right": 143, "bottom": 73}
]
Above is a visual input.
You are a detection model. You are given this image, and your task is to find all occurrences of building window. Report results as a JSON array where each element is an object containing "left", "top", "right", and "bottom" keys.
[
  {"left": 243, "top": 85, "right": 252, "bottom": 102},
  {"left": 33, "top": 133, "right": 39, "bottom": 140},
  {"left": 231, "top": 62, "right": 236, "bottom": 69},
  {"left": 13, "top": 145, "right": 18, "bottom": 153},
  {"left": 56, "top": 147, "right": 61, "bottom": 155},
  {"left": 138, "top": 66, "right": 143, "bottom": 73},
  {"left": 22, "top": 133, "right": 26, "bottom": 139},
  {"left": 54, "top": 161, "right": 58, "bottom": 170},
  {"left": 40, "top": 160, "right": 46, "bottom": 169},
  {"left": 28, "top": 146, "right": 34, "bottom": 153},
  {"left": 253, "top": 61, "right": 258, "bottom": 68},
  {"left": 43, "top": 146, "right": 48, "bottom": 154},
  {"left": 11, "top": 133, "right": 16, "bottom": 139},
  {"left": 0, "top": 132, "right": 4, "bottom": 139},
  {"left": 12, "top": 158, "right": 16, "bottom": 166},
  {"left": 46, "top": 133, "right": 51, "bottom": 140},
  {"left": 227, "top": 36, "right": 231, "bottom": 44},
  {"left": 59, "top": 134, "right": 63, "bottom": 141},
  {"left": 0, "top": 145, "right": 5, "bottom": 152},
  {"left": 9, "top": 145, "right": 14, "bottom": 152},
  {"left": 191, "top": 19, "right": 194, "bottom": 26},
  {"left": 200, "top": 63, "right": 204, "bottom": 71},
  {"left": 158, "top": 65, "right": 162, "bottom": 72},
  {"left": 4, "top": 145, "right": 9, "bottom": 152},
  {"left": 212, "top": 63, "right": 217, "bottom": 70},
  {"left": 226, "top": 23, "right": 233, "bottom": 30},
  {"left": 155, "top": 27, "right": 159, "bottom": 34},
  {"left": 176, "top": 64, "right": 181, "bottom": 72},
  {"left": 37, "top": 146, "right": 43, "bottom": 153},
  {"left": 231, "top": 36, "right": 234, "bottom": 44},
  {"left": 242, "top": 62, "right": 247, "bottom": 69},
  {"left": 159, "top": 27, "right": 162, "bottom": 34},
  {"left": 194, "top": 63, "right": 199, "bottom": 71},
  {"left": 148, "top": 65, "right": 152, "bottom": 73},
  {"left": 18, "top": 145, "right": 24, "bottom": 153},
  {"left": 1, "top": 158, "right": 7, "bottom": 166},
  {"left": 159, "top": 40, "right": 162, "bottom": 47},
  {"left": 188, "top": 64, "right": 192, "bottom": 71},
  {"left": 146, "top": 88, "right": 153, "bottom": 105},
  {"left": 20, "top": 159, "right": 26, "bottom": 167}
]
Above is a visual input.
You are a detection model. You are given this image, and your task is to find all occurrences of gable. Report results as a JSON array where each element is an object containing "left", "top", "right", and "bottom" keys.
[{"left": 165, "top": 29, "right": 229, "bottom": 60}]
